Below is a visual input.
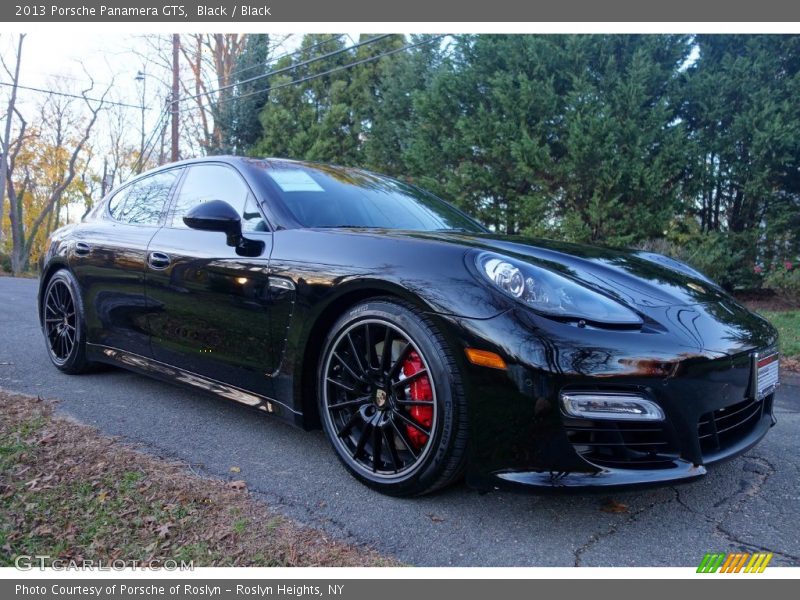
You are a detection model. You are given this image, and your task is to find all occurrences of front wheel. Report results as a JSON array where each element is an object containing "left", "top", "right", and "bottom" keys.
[
  {"left": 318, "top": 299, "right": 468, "bottom": 496},
  {"left": 42, "top": 269, "right": 93, "bottom": 374}
]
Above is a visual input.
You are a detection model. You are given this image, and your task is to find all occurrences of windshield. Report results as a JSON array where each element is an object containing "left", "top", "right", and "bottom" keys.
[{"left": 253, "top": 161, "right": 485, "bottom": 232}]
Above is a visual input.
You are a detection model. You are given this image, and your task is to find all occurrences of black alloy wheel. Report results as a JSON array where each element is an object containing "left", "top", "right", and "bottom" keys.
[
  {"left": 42, "top": 270, "right": 93, "bottom": 374},
  {"left": 319, "top": 299, "right": 468, "bottom": 496}
]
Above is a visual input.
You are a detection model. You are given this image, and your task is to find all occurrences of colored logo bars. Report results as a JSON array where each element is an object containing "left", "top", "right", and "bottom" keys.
[{"left": 697, "top": 552, "right": 773, "bottom": 573}]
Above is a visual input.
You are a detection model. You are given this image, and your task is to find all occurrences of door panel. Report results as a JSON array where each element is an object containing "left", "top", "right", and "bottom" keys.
[
  {"left": 144, "top": 163, "right": 277, "bottom": 397},
  {"left": 70, "top": 222, "right": 160, "bottom": 356},
  {"left": 144, "top": 228, "right": 275, "bottom": 396},
  {"left": 71, "top": 169, "right": 181, "bottom": 356}
]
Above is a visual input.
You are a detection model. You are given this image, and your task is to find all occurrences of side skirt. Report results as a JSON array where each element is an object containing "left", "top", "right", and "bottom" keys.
[{"left": 86, "top": 343, "right": 302, "bottom": 425}]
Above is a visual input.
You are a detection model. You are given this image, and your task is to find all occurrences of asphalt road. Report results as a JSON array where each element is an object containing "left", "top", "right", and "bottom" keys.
[{"left": 1, "top": 276, "right": 798, "bottom": 567}]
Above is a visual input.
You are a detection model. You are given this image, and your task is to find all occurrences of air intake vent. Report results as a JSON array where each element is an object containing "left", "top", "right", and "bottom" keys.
[
  {"left": 698, "top": 396, "right": 767, "bottom": 455},
  {"left": 564, "top": 419, "right": 679, "bottom": 470}
]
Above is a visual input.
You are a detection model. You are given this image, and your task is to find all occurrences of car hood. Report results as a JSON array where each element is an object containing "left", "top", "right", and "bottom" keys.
[{"left": 373, "top": 229, "right": 778, "bottom": 355}]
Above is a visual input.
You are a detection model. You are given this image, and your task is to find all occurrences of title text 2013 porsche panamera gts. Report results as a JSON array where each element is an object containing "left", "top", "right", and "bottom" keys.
[{"left": 38, "top": 157, "right": 780, "bottom": 496}]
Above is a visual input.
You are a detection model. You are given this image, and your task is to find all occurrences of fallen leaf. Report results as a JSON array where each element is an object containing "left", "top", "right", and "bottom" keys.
[
  {"left": 38, "top": 432, "right": 57, "bottom": 445},
  {"left": 156, "top": 523, "right": 174, "bottom": 538},
  {"left": 601, "top": 499, "right": 629, "bottom": 513},
  {"left": 229, "top": 466, "right": 241, "bottom": 473},
  {"left": 229, "top": 480, "right": 247, "bottom": 491},
  {"left": 426, "top": 513, "right": 445, "bottom": 523},
  {"left": 97, "top": 490, "right": 108, "bottom": 504}
]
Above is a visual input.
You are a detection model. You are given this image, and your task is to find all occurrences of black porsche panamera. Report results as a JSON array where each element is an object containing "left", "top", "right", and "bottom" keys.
[{"left": 38, "top": 157, "right": 780, "bottom": 496}]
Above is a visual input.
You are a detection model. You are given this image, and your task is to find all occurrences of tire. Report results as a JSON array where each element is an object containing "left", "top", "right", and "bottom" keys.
[
  {"left": 41, "top": 269, "right": 94, "bottom": 374},
  {"left": 318, "top": 298, "right": 468, "bottom": 496}
]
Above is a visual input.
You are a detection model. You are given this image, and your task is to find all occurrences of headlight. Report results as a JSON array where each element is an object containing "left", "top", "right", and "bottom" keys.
[{"left": 476, "top": 251, "right": 642, "bottom": 325}]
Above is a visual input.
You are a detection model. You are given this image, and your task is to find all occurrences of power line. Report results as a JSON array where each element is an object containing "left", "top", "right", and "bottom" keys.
[
  {"left": 132, "top": 102, "right": 171, "bottom": 174},
  {"left": 177, "top": 34, "right": 348, "bottom": 92},
  {"left": 134, "top": 35, "right": 443, "bottom": 170},
  {"left": 214, "top": 35, "right": 445, "bottom": 106},
  {"left": 0, "top": 81, "right": 147, "bottom": 110},
  {"left": 141, "top": 107, "right": 170, "bottom": 169},
  {"left": 143, "top": 35, "right": 362, "bottom": 169},
  {"left": 223, "top": 34, "right": 346, "bottom": 82},
  {"left": 180, "top": 34, "right": 394, "bottom": 104}
]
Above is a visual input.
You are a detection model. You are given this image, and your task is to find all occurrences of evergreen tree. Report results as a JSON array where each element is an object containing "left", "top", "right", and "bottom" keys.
[
  {"left": 681, "top": 35, "right": 800, "bottom": 283},
  {"left": 242, "top": 33, "right": 800, "bottom": 290},
  {"left": 224, "top": 34, "right": 272, "bottom": 152}
]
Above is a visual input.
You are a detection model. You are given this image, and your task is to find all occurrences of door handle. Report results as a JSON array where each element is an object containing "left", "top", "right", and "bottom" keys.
[
  {"left": 74, "top": 242, "right": 91, "bottom": 256},
  {"left": 148, "top": 251, "right": 171, "bottom": 270}
]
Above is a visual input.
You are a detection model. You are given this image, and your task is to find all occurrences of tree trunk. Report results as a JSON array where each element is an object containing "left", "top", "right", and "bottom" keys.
[{"left": 0, "top": 34, "right": 25, "bottom": 248}]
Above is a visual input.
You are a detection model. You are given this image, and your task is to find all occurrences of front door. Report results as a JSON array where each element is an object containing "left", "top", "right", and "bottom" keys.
[{"left": 144, "top": 163, "right": 276, "bottom": 398}]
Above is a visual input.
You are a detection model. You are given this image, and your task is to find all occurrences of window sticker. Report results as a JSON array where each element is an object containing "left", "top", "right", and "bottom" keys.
[{"left": 269, "top": 169, "right": 325, "bottom": 192}]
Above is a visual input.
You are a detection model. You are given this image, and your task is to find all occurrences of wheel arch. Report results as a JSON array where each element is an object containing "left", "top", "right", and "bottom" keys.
[
  {"left": 38, "top": 259, "right": 71, "bottom": 325},
  {"left": 295, "top": 280, "right": 437, "bottom": 430}
]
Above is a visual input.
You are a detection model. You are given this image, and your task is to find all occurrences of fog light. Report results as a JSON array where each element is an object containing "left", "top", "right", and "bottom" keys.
[{"left": 560, "top": 392, "right": 665, "bottom": 421}]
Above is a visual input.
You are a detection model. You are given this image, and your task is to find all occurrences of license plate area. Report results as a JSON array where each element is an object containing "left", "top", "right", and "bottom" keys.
[{"left": 754, "top": 351, "right": 780, "bottom": 400}]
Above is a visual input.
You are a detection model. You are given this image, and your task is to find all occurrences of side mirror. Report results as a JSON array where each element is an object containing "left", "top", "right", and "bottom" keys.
[
  {"left": 183, "top": 200, "right": 243, "bottom": 247},
  {"left": 183, "top": 200, "right": 264, "bottom": 257}
]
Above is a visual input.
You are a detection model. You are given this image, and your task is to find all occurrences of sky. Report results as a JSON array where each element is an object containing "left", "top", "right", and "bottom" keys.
[
  {"left": 0, "top": 32, "right": 302, "bottom": 222},
  {"left": 3, "top": 33, "right": 266, "bottom": 145},
  {"left": 2, "top": 32, "right": 150, "bottom": 117}
]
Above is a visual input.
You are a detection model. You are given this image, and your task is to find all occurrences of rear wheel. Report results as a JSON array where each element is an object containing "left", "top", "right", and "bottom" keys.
[
  {"left": 42, "top": 270, "right": 93, "bottom": 374},
  {"left": 318, "top": 299, "right": 468, "bottom": 496}
]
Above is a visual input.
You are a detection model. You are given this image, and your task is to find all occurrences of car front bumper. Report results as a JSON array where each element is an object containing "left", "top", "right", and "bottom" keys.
[{"left": 442, "top": 308, "right": 779, "bottom": 492}]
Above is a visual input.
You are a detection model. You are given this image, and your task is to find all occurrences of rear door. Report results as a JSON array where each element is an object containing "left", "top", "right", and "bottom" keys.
[
  {"left": 70, "top": 168, "right": 182, "bottom": 356},
  {"left": 144, "top": 163, "right": 276, "bottom": 398}
]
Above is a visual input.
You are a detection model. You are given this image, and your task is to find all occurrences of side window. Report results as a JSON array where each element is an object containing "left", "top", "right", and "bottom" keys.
[
  {"left": 118, "top": 170, "right": 180, "bottom": 226},
  {"left": 241, "top": 195, "right": 269, "bottom": 233},
  {"left": 106, "top": 186, "right": 130, "bottom": 221},
  {"left": 170, "top": 164, "right": 251, "bottom": 228}
]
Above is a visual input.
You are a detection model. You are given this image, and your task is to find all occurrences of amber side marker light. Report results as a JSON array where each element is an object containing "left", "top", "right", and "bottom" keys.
[{"left": 465, "top": 348, "right": 507, "bottom": 370}]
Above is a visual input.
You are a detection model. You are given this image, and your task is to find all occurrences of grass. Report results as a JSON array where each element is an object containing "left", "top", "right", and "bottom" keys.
[
  {"left": 759, "top": 310, "right": 800, "bottom": 361},
  {"left": 0, "top": 390, "right": 396, "bottom": 568}
]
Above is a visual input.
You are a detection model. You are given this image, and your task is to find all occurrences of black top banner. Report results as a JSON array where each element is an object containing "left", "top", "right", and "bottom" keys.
[{"left": 4, "top": 0, "right": 800, "bottom": 22}]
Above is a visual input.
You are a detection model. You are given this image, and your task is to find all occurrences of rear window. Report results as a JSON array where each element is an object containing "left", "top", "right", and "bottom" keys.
[{"left": 106, "top": 170, "right": 180, "bottom": 226}]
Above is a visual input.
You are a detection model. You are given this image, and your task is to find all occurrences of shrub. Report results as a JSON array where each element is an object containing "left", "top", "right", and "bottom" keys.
[
  {"left": 638, "top": 231, "right": 759, "bottom": 291},
  {"left": 763, "top": 261, "right": 800, "bottom": 307}
]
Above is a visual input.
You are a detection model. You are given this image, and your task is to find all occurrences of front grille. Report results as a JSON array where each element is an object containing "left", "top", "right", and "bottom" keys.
[
  {"left": 564, "top": 419, "right": 679, "bottom": 470},
  {"left": 698, "top": 395, "right": 767, "bottom": 454}
]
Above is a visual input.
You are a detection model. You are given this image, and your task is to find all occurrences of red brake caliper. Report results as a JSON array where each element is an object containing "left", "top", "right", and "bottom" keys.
[{"left": 401, "top": 350, "right": 433, "bottom": 450}]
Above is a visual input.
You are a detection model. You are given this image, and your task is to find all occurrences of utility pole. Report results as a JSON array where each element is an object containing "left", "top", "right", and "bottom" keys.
[
  {"left": 135, "top": 68, "right": 147, "bottom": 163},
  {"left": 101, "top": 157, "right": 109, "bottom": 197},
  {"left": 171, "top": 33, "right": 180, "bottom": 162},
  {"left": 159, "top": 98, "right": 169, "bottom": 165},
  {"left": 0, "top": 34, "right": 25, "bottom": 245}
]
